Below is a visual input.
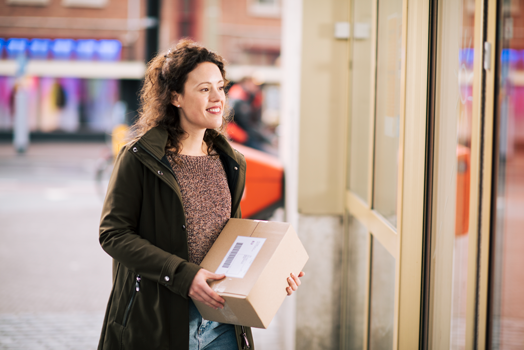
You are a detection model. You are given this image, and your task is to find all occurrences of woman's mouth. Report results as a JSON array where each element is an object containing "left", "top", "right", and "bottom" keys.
[{"left": 206, "top": 107, "right": 221, "bottom": 114}]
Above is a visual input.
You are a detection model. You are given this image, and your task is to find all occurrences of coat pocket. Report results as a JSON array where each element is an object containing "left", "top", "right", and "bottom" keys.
[{"left": 121, "top": 274, "right": 141, "bottom": 327}]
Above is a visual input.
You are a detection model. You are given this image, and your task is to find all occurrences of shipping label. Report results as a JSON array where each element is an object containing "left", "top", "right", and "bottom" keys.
[{"left": 215, "top": 236, "right": 266, "bottom": 278}]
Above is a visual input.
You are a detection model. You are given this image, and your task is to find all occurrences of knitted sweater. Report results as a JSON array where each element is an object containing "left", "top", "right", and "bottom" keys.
[{"left": 166, "top": 151, "right": 231, "bottom": 265}]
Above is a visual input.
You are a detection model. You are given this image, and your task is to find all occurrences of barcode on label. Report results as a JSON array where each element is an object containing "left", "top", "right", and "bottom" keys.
[{"left": 222, "top": 242, "right": 243, "bottom": 269}]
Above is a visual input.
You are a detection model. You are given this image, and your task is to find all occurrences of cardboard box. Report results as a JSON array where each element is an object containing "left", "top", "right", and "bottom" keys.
[{"left": 193, "top": 218, "right": 309, "bottom": 328}]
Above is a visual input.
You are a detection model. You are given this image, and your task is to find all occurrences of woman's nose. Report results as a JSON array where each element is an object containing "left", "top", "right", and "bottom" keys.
[{"left": 210, "top": 87, "right": 223, "bottom": 101}]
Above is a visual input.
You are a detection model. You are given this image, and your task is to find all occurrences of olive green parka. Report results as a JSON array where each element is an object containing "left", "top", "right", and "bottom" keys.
[{"left": 97, "top": 126, "right": 254, "bottom": 350}]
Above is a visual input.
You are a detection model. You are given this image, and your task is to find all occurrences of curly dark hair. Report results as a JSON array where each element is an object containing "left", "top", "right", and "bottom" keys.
[{"left": 132, "top": 39, "right": 231, "bottom": 155}]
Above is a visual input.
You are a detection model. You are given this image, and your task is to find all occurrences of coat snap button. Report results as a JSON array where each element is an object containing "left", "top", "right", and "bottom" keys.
[
  {"left": 158, "top": 171, "right": 163, "bottom": 175},
  {"left": 234, "top": 167, "right": 238, "bottom": 170},
  {"left": 132, "top": 147, "right": 138, "bottom": 152},
  {"left": 164, "top": 276, "right": 170, "bottom": 282},
  {"left": 182, "top": 225, "right": 186, "bottom": 229}
]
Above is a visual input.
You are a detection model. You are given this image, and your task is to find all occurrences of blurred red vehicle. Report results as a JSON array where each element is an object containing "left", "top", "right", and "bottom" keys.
[{"left": 230, "top": 141, "right": 284, "bottom": 219}]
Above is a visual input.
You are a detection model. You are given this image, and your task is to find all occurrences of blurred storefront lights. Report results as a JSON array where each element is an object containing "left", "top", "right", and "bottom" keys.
[
  {"left": 1, "top": 38, "right": 122, "bottom": 61},
  {"left": 75, "top": 39, "right": 98, "bottom": 60},
  {"left": 51, "top": 39, "right": 75, "bottom": 60},
  {"left": 96, "top": 40, "right": 121, "bottom": 61},
  {"left": 0, "top": 38, "right": 133, "bottom": 136},
  {"left": 29, "top": 39, "right": 51, "bottom": 60},
  {"left": 6, "top": 38, "right": 28, "bottom": 59}
]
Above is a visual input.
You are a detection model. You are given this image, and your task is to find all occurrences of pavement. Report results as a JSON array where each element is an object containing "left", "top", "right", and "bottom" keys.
[{"left": 0, "top": 141, "right": 293, "bottom": 350}]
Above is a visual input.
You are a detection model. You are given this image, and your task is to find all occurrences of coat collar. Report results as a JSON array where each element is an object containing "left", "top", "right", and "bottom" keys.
[
  {"left": 135, "top": 125, "right": 244, "bottom": 217},
  {"left": 138, "top": 126, "right": 239, "bottom": 162}
]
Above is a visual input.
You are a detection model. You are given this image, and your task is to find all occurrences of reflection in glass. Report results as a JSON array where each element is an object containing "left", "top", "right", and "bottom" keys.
[
  {"left": 372, "top": 0, "right": 403, "bottom": 227},
  {"left": 347, "top": 0, "right": 373, "bottom": 202},
  {"left": 369, "top": 237, "right": 395, "bottom": 350},
  {"left": 428, "top": 0, "right": 474, "bottom": 348},
  {"left": 341, "top": 214, "right": 368, "bottom": 349},
  {"left": 491, "top": 0, "right": 524, "bottom": 347}
]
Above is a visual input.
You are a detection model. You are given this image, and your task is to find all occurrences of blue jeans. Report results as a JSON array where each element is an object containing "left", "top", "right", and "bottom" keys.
[{"left": 189, "top": 299, "right": 237, "bottom": 350}]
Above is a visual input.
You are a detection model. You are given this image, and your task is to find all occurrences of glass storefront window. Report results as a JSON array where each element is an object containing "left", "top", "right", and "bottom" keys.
[
  {"left": 369, "top": 236, "right": 395, "bottom": 350},
  {"left": 372, "top": 0, "right": 403, "bottom": 227},
  {"left": 490, "top": 0, "right": 524, "bottom": 347},
  {"left": 428, "top": 0, "right": 475, "bottom": 348},
  {"left": 341, "top": 214, "right": 368, "bottom": 350},
  {"left": 347, "top": 0, "right": 373, "bottom": 202}
]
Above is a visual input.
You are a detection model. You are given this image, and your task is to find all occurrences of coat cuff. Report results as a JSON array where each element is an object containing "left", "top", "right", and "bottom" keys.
[
  {"left": 159, "top": 255, "right": 201, "bottom": 298},
  {"left": 174, "top": 261, "right": 202, "bottom": 298}
]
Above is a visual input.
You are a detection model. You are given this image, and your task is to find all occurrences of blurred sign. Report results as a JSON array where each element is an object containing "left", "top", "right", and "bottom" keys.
[
  {"left": 51, "top": 39, "right": 76, "bottom": 59},
  {"left": 6, "top": 38, "right": 28, "bottom": 59},
  {"left": 29, "top": 39, "right": 51, "bottom": 59},
  {"left": 97, "top": 40, "right": 121, "bottom": 61},
  {"left": 76, "top": 39, "right": 97, "bottom": 60},
  {"left": 1, "top": 38, "right": 122, "bottom": 61}
]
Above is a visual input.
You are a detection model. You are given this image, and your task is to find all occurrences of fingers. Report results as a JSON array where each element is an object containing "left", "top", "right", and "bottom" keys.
[
  {"left": 192, "top": 287, "right": 225, "bottom": 309},
  {"left": 199, "top": 270, "right": 226, "bottom": 307},
  {"left": 189, "top": 269, "right": 226, "bottom": 309},
  {"left": 287, "top": 274, "right": 298, "bottom": 293},
  {"left": 203, "top": 271, "right": 226, "bottom": 282},
  {"left": 286, "top": 272, "right": 305, "bottom": 296},
  {"left": 291, "top": 272, "right": 302, "bottom": 287}
]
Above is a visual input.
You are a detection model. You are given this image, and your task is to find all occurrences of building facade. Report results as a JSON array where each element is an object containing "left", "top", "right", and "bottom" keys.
[
  {"left": 0, "top": 0, "right": 282, "bottom": 141},
  {"left": 282, "top": 0, "right": 524, "bottom": 349}
]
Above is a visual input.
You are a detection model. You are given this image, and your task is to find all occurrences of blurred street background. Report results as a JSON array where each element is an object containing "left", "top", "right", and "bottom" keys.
[{"left": 0, "top": 142, "right": 112, "bottom": 349}]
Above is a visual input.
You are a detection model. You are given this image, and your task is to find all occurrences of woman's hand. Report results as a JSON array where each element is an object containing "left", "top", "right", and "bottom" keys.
[
  {"left": 189, "top": 269, "right": 226, "bottom": 309},
  {"left": 286, "top": 271, "right": 305, "bottom": 296}
]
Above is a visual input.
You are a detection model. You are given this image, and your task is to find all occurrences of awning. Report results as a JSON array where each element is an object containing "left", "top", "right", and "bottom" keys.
[{"left": 0, "top": 60, "right": 146, "bottom": 79}]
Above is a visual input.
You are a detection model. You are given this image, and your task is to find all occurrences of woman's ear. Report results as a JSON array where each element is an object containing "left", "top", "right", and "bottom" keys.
[{"left": 172, "top": 92, "right": 181, "bottom": 108}]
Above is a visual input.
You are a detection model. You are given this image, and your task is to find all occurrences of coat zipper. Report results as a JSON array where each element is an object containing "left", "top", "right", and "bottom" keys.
[
  {"left": 240, "top": 326, "right": 251, "bottom": 349},
  {"left": 122, "top": 275, "right": 141, "bottom": 327}
]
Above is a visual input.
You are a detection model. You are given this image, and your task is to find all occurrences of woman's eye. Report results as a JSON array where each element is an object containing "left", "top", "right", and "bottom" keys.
[
  {"left": 201, "top": 88, "right": 209, "bottom": 92},
  {"left": 218, "top": 86, "right": 224, "bottom": 90}
]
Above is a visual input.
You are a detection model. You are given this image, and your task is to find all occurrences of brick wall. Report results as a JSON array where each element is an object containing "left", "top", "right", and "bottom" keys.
[
  {"left": 0, "top": 0, "right": 282, "bottom": 64},
  {"left": 219, "top": 0, "right": 281, "bottom": 65},
  {"left": 0, "top": 0, "right": 146, "bottom": 61}
]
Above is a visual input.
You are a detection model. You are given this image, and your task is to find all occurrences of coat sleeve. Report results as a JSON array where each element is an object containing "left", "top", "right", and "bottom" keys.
[{"left": 99, "top": 146, "right": 201, "bottom": 298}]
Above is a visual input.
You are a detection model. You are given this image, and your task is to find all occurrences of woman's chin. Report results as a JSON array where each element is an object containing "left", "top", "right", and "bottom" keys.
[{"left": 208, "top": 119, "right": 223, "bottom": 130}]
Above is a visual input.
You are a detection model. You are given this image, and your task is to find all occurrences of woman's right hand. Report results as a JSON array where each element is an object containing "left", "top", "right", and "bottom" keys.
[{"left": 188, "top": 269, "right": 226, "bottom": 309}]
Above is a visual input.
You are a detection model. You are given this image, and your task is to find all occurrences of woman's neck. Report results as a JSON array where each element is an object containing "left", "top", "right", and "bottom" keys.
[{"left": 179, "top": 130, "right": 207, "bottom": 156}]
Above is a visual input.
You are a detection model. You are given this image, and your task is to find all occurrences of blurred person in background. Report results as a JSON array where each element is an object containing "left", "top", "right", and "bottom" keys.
[
  {"left": 97, "top": 39, "right": 303, "bottom": 350},
  {"left": 227, "top": 76, "right": 274, "bottom": 153}
]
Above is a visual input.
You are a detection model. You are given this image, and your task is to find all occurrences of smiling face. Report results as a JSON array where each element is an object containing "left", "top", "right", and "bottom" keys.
[{"left": 173, "top": 62, "right": 226, "bottom": 136}]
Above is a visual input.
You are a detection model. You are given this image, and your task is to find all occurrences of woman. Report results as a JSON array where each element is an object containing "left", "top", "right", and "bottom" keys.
[{"left": 97, "top": 39, "right": 303, "bottom": 350}]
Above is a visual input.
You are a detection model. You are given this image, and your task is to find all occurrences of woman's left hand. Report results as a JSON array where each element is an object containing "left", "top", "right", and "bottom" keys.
[{"left": 286, "top": 271, "right": 305, "bottom": 296}]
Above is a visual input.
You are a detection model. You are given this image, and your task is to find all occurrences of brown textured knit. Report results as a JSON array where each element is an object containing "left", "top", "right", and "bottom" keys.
[{"left": 166, "top": 151, "right": 231, "bottom": 265}]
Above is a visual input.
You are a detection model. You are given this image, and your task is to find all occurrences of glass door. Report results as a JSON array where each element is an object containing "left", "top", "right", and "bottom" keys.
[
  {"left": 426, "top": 0, "right": 479, "bottom": 348},
  {"left": 489, "top": 0, "right": 524, "bottom": 347}
]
